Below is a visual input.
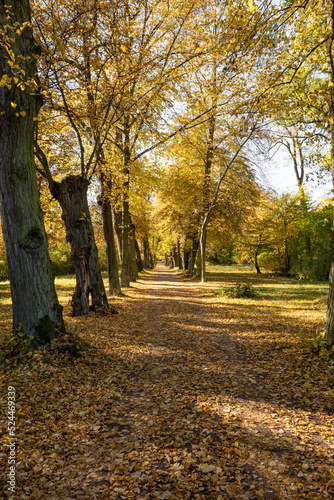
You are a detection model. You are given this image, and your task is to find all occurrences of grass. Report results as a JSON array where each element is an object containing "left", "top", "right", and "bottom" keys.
[{"left": 205, "top": 264, "right": 329, "bottom": 309}]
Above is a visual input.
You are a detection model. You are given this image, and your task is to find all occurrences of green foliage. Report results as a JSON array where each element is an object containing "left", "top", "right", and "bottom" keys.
[
  {"left": 290, "top": 202, "right": 332, "bottom": 280},
  {"left": 207, "top": 245, "right": 235, "bottom": 265},
  {"left": 254, "top": 193, "right": 332, "bottom": 280},
  {"left": 49, "top": 246, "right": 74, "bottom": 276},
  {"left": 299, "top": 333, "right": 334, "bottom": 359},
  {"left": 217, "top": 282, "right": 258, "bottom": 298},
  {"left": 0, "top": 259, "right": 9, "bottom": 281},
  {"left": 98, "top": 247, "right": 109, "bottom": 273}
]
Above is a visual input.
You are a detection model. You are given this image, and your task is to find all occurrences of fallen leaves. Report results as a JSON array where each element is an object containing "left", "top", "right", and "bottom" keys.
[{"left": 0, "top": 264, "right": 334, "bottom": 498}]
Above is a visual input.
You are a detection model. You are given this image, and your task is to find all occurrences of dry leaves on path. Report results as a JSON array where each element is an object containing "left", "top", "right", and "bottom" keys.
[{"left": 1, "top": 264, "right": 334, "bottom": 499}]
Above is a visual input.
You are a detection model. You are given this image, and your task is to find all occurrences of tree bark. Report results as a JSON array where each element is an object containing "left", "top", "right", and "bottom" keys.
[
  {"left": 121, "top": 130, "right": 131, "bottom": 287},
  {"left": 99, "top": 189, "right": 121, "bottom": 296},
  {"left": 52, "top": 175, "right": 108, "bottom": 316},
  {"left": 135, "top": 239, "right": 144, "bottom": 272},
  {"left": 129, "top": 221, "right": 138, "bottom": 281},
  {"left": 199, "top": 222, "right": 207, "bottom": 282},
  {"left": 188, "top": 237, "right": 199, "bottom": 276},
  {"left": 177, "top": 238, "right": 183, "bottom": 269},
  {"left": 112, "top": 202, "right": 123, "bottom": 263},
  {"left": 143, "top": 237, "right": 153, "bottom": 269},
  {"left": 0, "top": 0, "right": 64, "bottom": 343}
]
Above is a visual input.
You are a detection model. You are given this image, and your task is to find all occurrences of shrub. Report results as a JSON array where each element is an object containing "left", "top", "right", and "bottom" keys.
[{"left": 218, "top": 282, "right": 257, "bottom": 298}]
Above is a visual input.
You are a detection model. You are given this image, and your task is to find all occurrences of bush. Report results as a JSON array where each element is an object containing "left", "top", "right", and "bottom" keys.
[{"left": 218, "top": 282, "right": 257, "bottom": 298}]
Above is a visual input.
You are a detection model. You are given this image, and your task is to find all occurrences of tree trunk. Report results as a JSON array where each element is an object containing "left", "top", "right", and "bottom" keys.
[
  {"left": 177, "top": 238, "right": 183, "bottom": 269},
  {"left": 196, "top": 248, "right": 202, "bottom": 278},
  {"left": 121, "top": 193, "right": 131, "bottom": 286},
  {"left": 99, "top": 190, "right": 121, "bottom": 296},
  {"left": 143, "top": 237, "right": 153, "bottom": 269},
  {"left": 112, "top": 203, "right": 123, "bottom": 263},
  {"left": 188, "top": 237, "right": 199, "bottom": 276},
  {"left": 135, "top": 239, "right": 144, "bottom": 272},
  {"left": 129, "top": 222, "right": 138, "bottom": 281},
  {"left": 254, "top": 249, "right": 261, "bottom": 274},
  {"left": 182, "top": 246, "right": 189, "bottom": 270},
  {"left": 200, "top": 224, "right": 207, "bottom": 282},
  {"left": 121, "top": 126, "right": 131, "bottom": 287},
  {"left": 0, "top": 0, "right": 64, "bottom": 343},
  {"left": 52, "top": 175, "right": 108, "bottom": 316}
]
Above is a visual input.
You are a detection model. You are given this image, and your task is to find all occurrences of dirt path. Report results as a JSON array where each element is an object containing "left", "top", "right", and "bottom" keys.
[{"left": 2, "top": 264, "right": 334, "bottom": 499}]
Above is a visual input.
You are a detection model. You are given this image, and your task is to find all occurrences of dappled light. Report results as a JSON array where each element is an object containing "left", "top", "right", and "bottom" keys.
[{"left": 1, "top": 264, "right": 333, "bottom": 499}]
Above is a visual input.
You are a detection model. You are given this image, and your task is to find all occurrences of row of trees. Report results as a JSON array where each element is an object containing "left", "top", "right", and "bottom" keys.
[{"left": 1, "top": 0, "right": 334, "bottom": 345}]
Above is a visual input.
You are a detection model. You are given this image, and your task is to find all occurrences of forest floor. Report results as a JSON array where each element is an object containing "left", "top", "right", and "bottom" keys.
[{"left": 1, "top": 263, "right": 334, "bottom": 499}]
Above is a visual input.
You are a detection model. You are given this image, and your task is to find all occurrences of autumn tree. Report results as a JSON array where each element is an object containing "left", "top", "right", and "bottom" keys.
[
  {"left": 0, "top": 0, "right": 64, "bottom": 342},
  {"left": 32, "top": 0, "right": 112, "bottom": 315}
]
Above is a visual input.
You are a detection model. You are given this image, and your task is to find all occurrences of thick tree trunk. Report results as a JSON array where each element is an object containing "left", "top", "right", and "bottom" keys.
[
  {"left": 0, "top": 0, "right": 64, "bottom": 343},
  {"left": 52, "top": 175, "right": 108, "bottom": 316},
  {"left": 99, "top": 192, "right": 121, "bottom": 296},
  {"left": 135, "top": 239, "right": 144, "bottom": 272}
]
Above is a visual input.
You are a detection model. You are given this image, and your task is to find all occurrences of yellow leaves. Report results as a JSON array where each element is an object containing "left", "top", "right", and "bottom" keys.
[
  {"left": 248, "top": 0, "right": 257, "bottom": 12},
  {"left": 0, "top": 74, "right": 12, "bottom": 89},
  {"left": 120, "top": 44, "right": 128, "bottom": 53},
  {"left": 1, "top": 265, "right": 333, "bottom": 498},
  {"left": 10, "top": 102, "right": 17, "bottom": 108}
]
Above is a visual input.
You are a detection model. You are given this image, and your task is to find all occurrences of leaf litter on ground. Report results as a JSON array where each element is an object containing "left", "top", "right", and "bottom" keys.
[{"left": 0, "top": 263, "right": 334, "bottom": 499}]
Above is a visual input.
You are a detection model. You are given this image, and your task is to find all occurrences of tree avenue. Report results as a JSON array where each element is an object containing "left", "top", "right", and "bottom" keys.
[{"left": 1, "top": 0, "right": 334, "bottom": 347}]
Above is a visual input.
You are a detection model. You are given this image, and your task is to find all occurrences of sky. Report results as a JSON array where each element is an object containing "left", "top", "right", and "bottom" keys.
[{"left": 258, "top": 146, "right": 333, "bottom": 202}]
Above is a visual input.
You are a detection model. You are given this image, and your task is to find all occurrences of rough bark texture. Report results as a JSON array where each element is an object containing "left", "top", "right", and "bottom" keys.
[
  {"left": 52, "top": 176, "right": 108, "bottom": 316},
  {"left": 135, "top": 239, "right": 144, "bottom": 272},
  {"left": 0, "top": 0, "right": 64, "bottom": 342},
  {"left": 100, "top": 192, "right": 121, "bottom": 296}
]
